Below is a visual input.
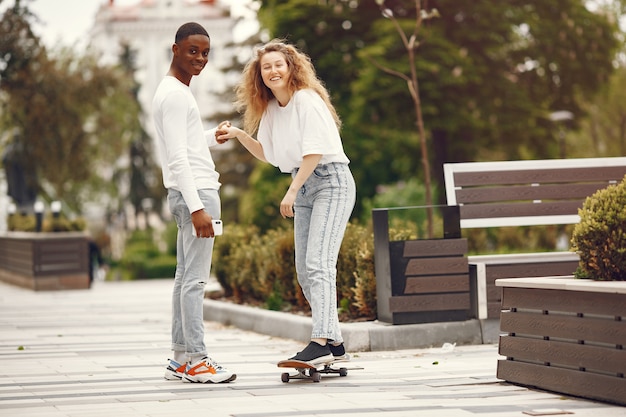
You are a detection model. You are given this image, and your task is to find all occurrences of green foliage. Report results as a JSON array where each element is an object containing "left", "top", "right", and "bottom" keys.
[
  {"left": 257, "top": 0, "right": 620, "bottom": 215},
  {"left": 212, "top": 224, "right": 303, "bottom": 308},
  {"left": 0, "top": 3, "right": 143, "bottom": 213},
  {"left": 114, "top": 229, "right": 176, "bottom": 280},
  {"left": 361, "top": 179, "right": 432, "bottom": 222},
  {"left": 163, "top": 222, "right": 179, "bottom": 256},
  {"left": 568, "top": 67, "right": 626, "bottom": 158},
  {"left": 571, "top": 176, "right": 626, "bottom": 281},
  {"left": 237, "top": 163, "right": 293, "bottom": 232},
  {"left": 213, "top": 222, "right": 385, "bottom": 320},
  {"left": 7, "top": 213, "right": 85, "bottom": 232},
  {"left": 6, "top": 214, "right": 36, "bottom": 232},
  {"left": 465, "top": 225, "right": 574, "bottom": 255},
  {"left": 211, "top": 223, "right": 263, "bottom": 299},
  {"left": 338, "top": 222, "right": 377, "bottom": 319}
]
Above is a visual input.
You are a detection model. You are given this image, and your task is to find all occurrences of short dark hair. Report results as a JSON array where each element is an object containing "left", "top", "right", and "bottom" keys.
[{"left": 175, "top": 22, "right": 209, "bottom": 43}]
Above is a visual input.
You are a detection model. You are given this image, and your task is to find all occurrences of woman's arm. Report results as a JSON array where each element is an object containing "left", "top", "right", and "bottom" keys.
[
  {"left": 280, "top": 153, "right": 322, "bottom": 218},
  {"left": 217, "top": 125, "right": 267, "bottom": 163}
]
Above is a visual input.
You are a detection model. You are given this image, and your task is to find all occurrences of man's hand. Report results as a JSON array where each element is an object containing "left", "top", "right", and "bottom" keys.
[
  {"left": 216, "top": 120, "right": 232, "bottom": 144},
  {"left": 191, "top": 209, "right": 215, "bottom": 238}
]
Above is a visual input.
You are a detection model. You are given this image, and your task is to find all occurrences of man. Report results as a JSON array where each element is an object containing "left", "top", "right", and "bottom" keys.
[{"left": 152, "top": 22, "right": 235, "bottom": 383}]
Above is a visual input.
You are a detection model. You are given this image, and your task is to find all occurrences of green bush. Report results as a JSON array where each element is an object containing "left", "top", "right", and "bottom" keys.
[
  {"left": 7, "top": 214, "right": 36, "bottom": 231},
  {"left": 116, "top": 229, "right": 176, "bottom": 279},
  {"left": 340, "top": 222, "right": 377, "bottom": 319},
  {"left": 213, "top": 221, "right": 386, "bottom": 320},
  {"left": 142, "top": 255, "right": 177, "bottom": 279},
  {"left": 237, "top": 164, "right": 293, "bottom": 233},
  {"left": 360, "top": 179, "right": 439, "bottom": 229},
  {"left": 465, "top": 224, "right": 573, "bottom": 255},
  {"left": 7, "top": 213, "right": 86, "bottom": 232},
  {"left": 571, "top": 175, "right": 626, "bottom": 281}
]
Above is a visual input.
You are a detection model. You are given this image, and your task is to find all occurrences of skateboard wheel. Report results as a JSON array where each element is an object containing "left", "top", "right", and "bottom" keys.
[
  {"left": 339, "top": 368, "right": 348, "bottom": 377},
  {"left": 281, "top": 372, "right": 290, "bottom": 383},
  {"left": 311, "top": 371, "right": 321, "bottom": 383}
]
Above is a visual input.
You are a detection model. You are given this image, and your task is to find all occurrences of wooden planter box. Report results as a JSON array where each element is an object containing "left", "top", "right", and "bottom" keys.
[
  {"left": 0, "top": 232, "right": 90, "bottom": 290},
  {"left": 373, "top": 206, "right": 471, "bottom": 324},
  {"left": 496, "top": 277, "right": 626, "bottom": 406}
]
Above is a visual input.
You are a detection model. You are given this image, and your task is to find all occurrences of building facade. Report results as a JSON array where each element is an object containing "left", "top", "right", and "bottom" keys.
[{"left": 90, "top": 0, "right": 236, "bottom": 139}]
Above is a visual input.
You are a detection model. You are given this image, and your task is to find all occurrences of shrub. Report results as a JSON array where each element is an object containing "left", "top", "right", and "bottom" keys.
[
  {"left": 115, "top": 229, "right": 176, "bottom": 279},
  {"left": 212, "top": 223, "right": 262, "bottom": 299},
  {"left": 571, "top": 175, "right": 626, "bottom": 281},
  {"left": 343, "top": 222, "right": 377, "bottom": 319},
  {"left": 213, "top": 221, "right": 382, "bottom": 320},
  {"left": 7, "top": 213, "right": 86, "bottom": 232}
]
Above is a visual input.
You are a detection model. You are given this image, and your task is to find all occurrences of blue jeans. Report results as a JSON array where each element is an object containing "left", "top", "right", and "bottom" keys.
[
  {"left": 167, "top": 188, "right": 220, "bottom": 361},
  {"left": 292, "top": 162, "right": 356, "bottom": 343}
]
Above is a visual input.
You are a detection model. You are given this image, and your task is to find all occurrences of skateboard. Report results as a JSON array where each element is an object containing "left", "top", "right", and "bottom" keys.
[{"left": 277, "top": 356, "right": 350, "bottom": 383}]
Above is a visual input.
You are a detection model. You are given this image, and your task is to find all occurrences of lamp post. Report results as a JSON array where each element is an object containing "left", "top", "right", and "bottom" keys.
[
  {"left": 51, "top": 201, "right": 61, "bottom": 219},
  {"left": 7, "top": 202, "right": 16, "bottom": 230},
  {"left": 549, "top": 111, "right": 574, "bottom": 251},
  {"left": 549, "top": 110, "right": 574, "bottom": 159},
  {"left": 141, "top": 198, "right": 153, "bottom": 230},
  {"left": 34, "top": 201, "right": 44, "bottom": 232}
]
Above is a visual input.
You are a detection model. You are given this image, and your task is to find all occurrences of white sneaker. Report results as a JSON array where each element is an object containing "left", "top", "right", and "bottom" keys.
[
  {"left": 164, "top": 359, "right": 186, "bottom": 380},
  {"left": 182, "top": 357, "right": 236, "bottom": 383}
]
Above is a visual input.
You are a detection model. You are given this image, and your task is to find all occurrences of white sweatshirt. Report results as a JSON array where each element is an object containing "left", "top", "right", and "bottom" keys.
[{"left": 152, "top": 76, "right": 220, "bottom": 213}]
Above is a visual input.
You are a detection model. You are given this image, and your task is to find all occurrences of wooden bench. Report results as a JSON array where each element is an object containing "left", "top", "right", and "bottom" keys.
[{"left": 443, "top": 156, "right": 626, "bottom": 319}]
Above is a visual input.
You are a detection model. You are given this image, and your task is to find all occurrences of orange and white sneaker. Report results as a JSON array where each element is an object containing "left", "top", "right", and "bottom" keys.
[
  {"left": 164, "top": 359, "right": 187, "bottom": 380},
  {"left": 182, "top": 357, "right": 236, "bottom": 383}
]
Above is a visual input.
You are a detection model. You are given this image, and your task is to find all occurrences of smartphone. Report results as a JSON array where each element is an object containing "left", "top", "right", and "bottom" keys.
[
  {"left": 212, "top": 219, "right": 223, "bottom": 236},
  {"left": 192, "top": 219, "right": 223, "bottom": 237}
]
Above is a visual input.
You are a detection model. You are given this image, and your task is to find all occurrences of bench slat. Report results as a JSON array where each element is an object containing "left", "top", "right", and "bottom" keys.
[
  {"left": 402, "top": 239, "right": 467, "bottom": 257},
  {"left": 389, "top": 293, "right": 470, "bottom": 313},
  {"left": 455, "top": 182, "right": 612, "bottom": 204},
  {"left": 500, "top": 311, "right": 626, "bottom": 345},
  {"left": 497, "top": 360, "right": 626, "bottom": 406},
  {"left": 459, "top": 200, "right": 583, "bottom": 220},
  {"left": 405, "top": 257, "right": 468, "bottom": 276},
  {"left": 453, "top": 166, "right": 626, "bottom": 187},
  {"left": 499, "top": 336, "right": 626, "bottom": 374},
  {"left": 404, "top": 275, "right": 469, "bottom": 294},
  {"left": 501, "top": 286, "right": 626, "bottom": 317}
]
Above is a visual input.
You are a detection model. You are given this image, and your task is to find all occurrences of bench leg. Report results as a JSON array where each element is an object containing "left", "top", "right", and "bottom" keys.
[{"left": 470, "top": 263, "right": 488, "bottom": 320}]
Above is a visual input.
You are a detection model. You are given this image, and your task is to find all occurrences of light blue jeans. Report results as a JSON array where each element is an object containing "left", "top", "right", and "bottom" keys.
[
  {"left": 292, "top": 162, "right": 356, "bottom": 343},
  {"left": 167, "top": 188, "right": 220, "bottom": 361}
]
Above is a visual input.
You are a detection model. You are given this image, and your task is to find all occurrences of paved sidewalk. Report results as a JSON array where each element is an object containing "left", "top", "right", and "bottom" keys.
[{"left": 1, "top": 279, "right": 624, "bottom": 417}]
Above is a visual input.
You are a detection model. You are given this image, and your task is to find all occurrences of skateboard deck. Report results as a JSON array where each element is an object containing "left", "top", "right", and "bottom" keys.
[{"left": 277, "top": 356, "right": 350, "bottom": 383}]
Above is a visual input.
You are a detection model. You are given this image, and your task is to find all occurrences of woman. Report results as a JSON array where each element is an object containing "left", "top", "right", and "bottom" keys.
[{"left": 217, "top": 40, "right": 356, "bottom": 364}]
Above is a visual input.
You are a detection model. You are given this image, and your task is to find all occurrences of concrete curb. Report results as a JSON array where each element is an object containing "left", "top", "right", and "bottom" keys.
[{"left": 204, "top": 299, "right": 500, "bottom": 352}]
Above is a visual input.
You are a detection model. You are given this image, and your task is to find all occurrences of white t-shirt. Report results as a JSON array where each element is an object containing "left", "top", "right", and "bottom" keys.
[
  {"left": 152, "top": 76, "right": 220, "bottom": 213},
  {"left": 257, "top": 89, "right": 350, "bottom": 173}
]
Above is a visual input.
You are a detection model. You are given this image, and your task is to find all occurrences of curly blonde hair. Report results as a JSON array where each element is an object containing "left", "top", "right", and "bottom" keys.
[{"left": 234, "top": 39, "right": 341, "bottom": 135}]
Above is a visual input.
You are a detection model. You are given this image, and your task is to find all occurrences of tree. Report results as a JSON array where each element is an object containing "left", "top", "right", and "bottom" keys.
[
  {"left": 367, "top": 0, "right": 439, "bottom": 237},
  {"left": 0, "top": 0, "right": 142, "bottom": 213},
  {"left": 568, "top": 67, "right": 626, "bottom": 157},
  {"left": 257, "top": 0, "right": 620, "bottom": 217},
  {"left": 117, "top": 43, "right": 164, "bottom": 228},
  {"left": 211, "top": 23, "right": 265, "bottom": 225}
]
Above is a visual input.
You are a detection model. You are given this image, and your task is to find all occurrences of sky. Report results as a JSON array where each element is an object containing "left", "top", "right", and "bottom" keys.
[
  {"left": 12, "top": 0, "right": 256, "bottom": 48},
  {"left": 27, "top": 0, "right": 136, "bottom": 48}
]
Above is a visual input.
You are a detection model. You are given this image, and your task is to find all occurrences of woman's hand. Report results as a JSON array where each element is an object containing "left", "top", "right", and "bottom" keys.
[{"left": 280, "top": 189, "right": 297, "bottom": 218}]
